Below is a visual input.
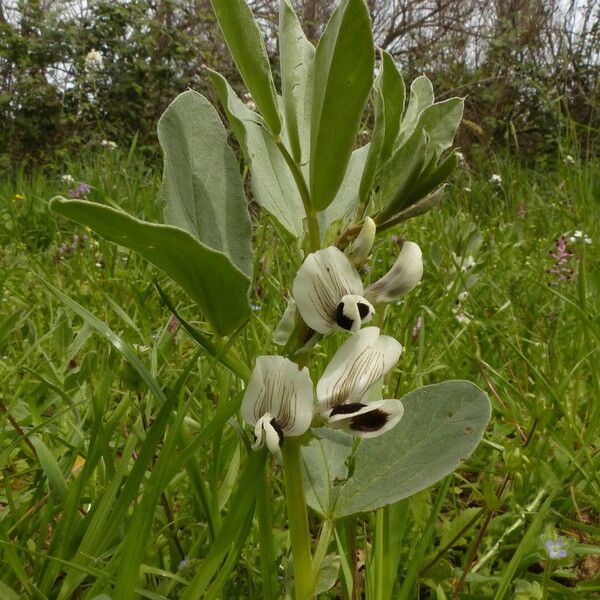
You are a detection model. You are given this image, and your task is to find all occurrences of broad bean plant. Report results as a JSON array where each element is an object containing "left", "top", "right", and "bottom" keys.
[{"left": 51, "top": 0, "right": 491, "bottom": 597}]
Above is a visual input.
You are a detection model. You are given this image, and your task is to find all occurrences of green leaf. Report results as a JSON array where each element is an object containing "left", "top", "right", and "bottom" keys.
[
  {"left": 359, "top": 50, "right": 406, "bottom": 205},
  {"left": 375, "top": 128, "right": 428, "bottom": 222},
  {"left": 332, "top": 381, "right": 491, "bottom": 518},
  {"left": 30, "top": 436, "right": 69, "bottom": 501},
  {"left": 417, "top": 98, "right": 464, "bottom": 155},
  {"left": 209, "top": 0, "right": 282, "bottom": 135},
  {"left": 378, "top": 51, "right": 406, "bottom": 161},
  {"left": 302, "top": 430, "right": 352, "bottom": 518},
  {"left": 310, "top": 0, "right": 374, "bottom": 211},
  {"left": 404, "top": 151, "right": 458, "bottom": 207},
  {"left": 158, "top": 90, "right": 253, "bottom": 277},
  {"left": 208, "top": 69, "right": 305, "bottom": 237},
  {"left": 279, "top": 0, "right": 315, "bottom": 164},
  {"left": 396, "top": 75, "right": 434, "bottom": 148},
  {"left": 319, "top": 144, "right": 370, "bottom": 233},
  {"left": 50, "top": 198, "right": 251, "bottom": 336},
  {"left": 181, "top": 450, "right": 267, "bottom": 598}
]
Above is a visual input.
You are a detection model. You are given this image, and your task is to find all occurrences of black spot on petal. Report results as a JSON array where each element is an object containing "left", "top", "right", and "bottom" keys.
[
  {"left": 336, "top": 302, "right": 354, "bottom": 331},
  {"left": 330, "top": 402, "right": 366, "bottom": 416},
  {"left": 270, "top": 418, "right": 285, "bottom": 447},
  {"left": 357, "top": 302, "right": 370, "bottom": 319},
  {"left": 350, "top": 409, "right": 388, "bottom": 432}
]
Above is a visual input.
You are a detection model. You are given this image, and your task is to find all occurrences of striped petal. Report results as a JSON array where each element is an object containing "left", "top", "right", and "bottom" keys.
[
  {"left": 316, "top": 327, "right": 402, "bottom": 412},
  {"left": 292, "top": 246, "right": 365, "bottom": 334},
  {"left": 365, "top": 241, "right": 423, "bottom": 304},
  {"left": 241, "top": 356, "right": 314, "bottom": 450},
  {"left": 325, "top": 399, "right": 404, "bottom": 438}
]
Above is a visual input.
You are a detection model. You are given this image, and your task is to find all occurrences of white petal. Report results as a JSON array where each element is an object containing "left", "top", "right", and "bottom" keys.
[
  {"left": 365, "top": 241, "right": 423, "bottom": 304},
  {"left": 345, "top": 217, "right": 376, "bottom": 265},
  {"left": 292, "top": 246, "right": 364, "bottom": 334},
  {"left": 251, "top": 413, "right": 285, "bottom": 454},
  {"left": 336, "top": 294, "right": 375, "bottom": 333},
  {"left": 325, "top": 399, "right": 404, "bottom": 438},
  {"left": 316, "top": 327, "right": 402, "bottom": 411},
  {"left": 241, "top": 356, "right": 314, "bottom": 437}
]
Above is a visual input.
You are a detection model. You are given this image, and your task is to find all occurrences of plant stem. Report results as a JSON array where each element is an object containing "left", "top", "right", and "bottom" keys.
[
  {"left": 281, "top": 438, "right": 314, "bottom": 600},
  {"left": 275, "top": 138, "right": 321, "bottom": 252},
  {"left": 373, "top": 508, "right": 386, "bottom": 600},
  {"left": 312, "top": 519, "right": 334, "bottom": 582}
]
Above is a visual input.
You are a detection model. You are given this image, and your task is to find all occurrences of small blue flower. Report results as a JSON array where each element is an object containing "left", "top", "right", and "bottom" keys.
[
  {"left": 250, "top": 304, "right": 262, "bottom": 311},
  {"left": 178, "top": 558, "right": 189, "bottom": 571},
  {"left": 545, "top": 538, "right": 568, "bottom": 559}
]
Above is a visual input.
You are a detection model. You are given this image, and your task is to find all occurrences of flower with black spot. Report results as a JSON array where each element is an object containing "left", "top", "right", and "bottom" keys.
[{"left": 316, "top": 327, "right": 404, "bottom": 437}]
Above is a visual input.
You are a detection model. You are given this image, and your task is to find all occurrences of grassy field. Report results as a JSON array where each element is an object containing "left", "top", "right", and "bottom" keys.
[{"left": 1, "top": 147, "right": 599, "bottom": 599}]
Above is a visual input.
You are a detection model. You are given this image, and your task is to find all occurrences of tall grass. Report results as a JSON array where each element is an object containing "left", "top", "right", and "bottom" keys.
[{"left": 0, "top": 144, "right": 598, "bottom": 598}]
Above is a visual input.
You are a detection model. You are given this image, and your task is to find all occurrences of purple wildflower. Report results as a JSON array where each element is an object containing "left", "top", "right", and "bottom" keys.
[
  {"left": 412, "top": 316, "right": 423, "bottom": 341},
  {"left": 67, "top": 182, "right": 91, "bottom": 199},
  {"left": 545, "top": 537, "right": 568, "bottom": 559},
  {"left": 546, "top": 236, "right": 577, "bottom": 285}
]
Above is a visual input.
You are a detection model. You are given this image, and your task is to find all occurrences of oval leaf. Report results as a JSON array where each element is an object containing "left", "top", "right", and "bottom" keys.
[
  {"left": 279, "top": 0, "right": 315, "bottom": 164},
  {"left": 310, "top": 0, "right": 374, "bottom": 211},
  {"left": 209, "top": 0, "right": 282, "bottom": 135},
  {"left": 158, "top": 90, "right": 253, "bottom": 277},
  {"left": 50, "top": 198, "right": 251, "bottom": 337},
  {"left": 208, "top": 69, "right": 305, "bottom": 237},
  {"left": 332, "top": 380, "right": 491, "bottom": 518}
]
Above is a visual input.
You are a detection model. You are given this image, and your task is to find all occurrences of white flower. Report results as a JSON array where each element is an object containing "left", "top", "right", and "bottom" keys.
[
  {"left": 573, "top": 230, "right": 583, "bottom": 238},
  {"left": 293, "top": 242, "right": 423, "bottom": 334},
  {"left": 564, "top": 155, "right": 575, "bottom": 164},
  {"left": 84, "top": 49, "right": 104, "bottom": 72},
  {"left": 317, "top": 327, "right": 404, "bottom": 438},
  {"left": 456, "top": 291, "right": 469, "bottom": 304},
  {"left": 455, "top": 151, "right": 465, "bottom": 163},
  {"left": 489, "top": 174, "right": 502, "bottom": 185},
  {"left": 452, "top": 253, "right": 475, "bottom": 273},
  {"left": 365, "top": 241, "right": 423, "bottom": 304},
  {"left": 241, "top": 356, "right": 313, "bottom": 454},
  {"left": 101, "top": 139, "right": 117, "bottom": 150},
  {"left": 345, "top": 217, "right": 376, "bottom": 266},
  {"left": 61, "top": 174, "right": 75, "bottom": 184},
  {"left": 464, "top": 186, "right": 472, "bottom": 192},
  {"left": 292, "top": 246, "right": 374, "bottom": 334},
  {"left": 454, "top": 311, "right": 471, "bottom": 325}
]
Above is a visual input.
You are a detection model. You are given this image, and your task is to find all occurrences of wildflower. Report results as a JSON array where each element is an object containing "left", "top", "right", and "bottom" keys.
[
  {"left": 84, "top": 49, "right": 104, "bottom": 72},
  {"left": 545, "top": 537, "right": 568, "bottom": 560},
  {"left": 178, "top": 558, "right": 189, "bottom": 571},
  {"left": 546, "top": 236, "right": 577, "bottom": 285},
  {"left": 463, "top": 186, "right": 472, "bottom": 192},
  {"left": 455, "top": 151, "right": 465, "bottom": 163},
  {"left": 489, "top": 174, "right": 502, "bottom": 186},
  {"left": 456, "top": 291, "right": 469, "bottom": 304},
  {"left": 292, "top": 246, "right": 375, "bottom": 334},
  {"left": 569, "top": 230, "right": 592, "bottom": 244},
  {"left": 411, "top": 315, "right": 423, "bottom": 341},
  {"left": 100, "top": 139, "right": 118, "bottom": 150},
  {"left": 67, "top": 182, "right": 91, "bottom": 199},
  {"left": 12, "top": 193, "right": 25, "bottom": 202},
  {"left": 250, "top": 303, "right": 262, "bottom": 311},
  {"left": 452, "top": 253, "right": 475, "bottom": 273},
  {"left": 453, "top": 311, "right": 471, "bottom": 325},
  {"left": 563, "top": 154, "right": 575, "bottom": 164},
  {"left": 241, "top": 356, "right": 313, "bottom": 454},
  {"left": 316, "top": 327, "right": 404, "bottom": 437},
  {"left": 293, "top": 241, "right": 423, "bottom": 335},
  {"left": 61, "top": 174, "right": 76, "bottom": 184}
]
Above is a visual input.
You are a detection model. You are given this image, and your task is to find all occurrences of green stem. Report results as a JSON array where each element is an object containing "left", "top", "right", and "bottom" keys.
[
  {"left": 282, "top": 438, "right": 313, "bottom": 600},
  {"left": 275, "top": 138, "right": 321, "bottom": 252},
  {"left": 373, "top": 508, "right": 386, "bottom": 600},
  {"left": 312, "top": 519, "right": 334, "bottom": 582}
]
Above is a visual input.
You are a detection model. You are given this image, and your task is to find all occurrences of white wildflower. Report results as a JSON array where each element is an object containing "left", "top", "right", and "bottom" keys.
[{"left": 84, "top": 49, "right": 104, "bottom": 72}]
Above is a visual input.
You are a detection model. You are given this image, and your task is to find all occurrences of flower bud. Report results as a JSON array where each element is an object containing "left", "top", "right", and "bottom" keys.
[{"left": 345, "top": 217, "right": 376, "bottom": 266}]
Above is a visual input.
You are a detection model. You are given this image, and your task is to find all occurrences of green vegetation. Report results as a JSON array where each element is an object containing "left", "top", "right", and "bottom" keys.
[{"left": 1, "top": 145, "right": 598, "bottom": 598}]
